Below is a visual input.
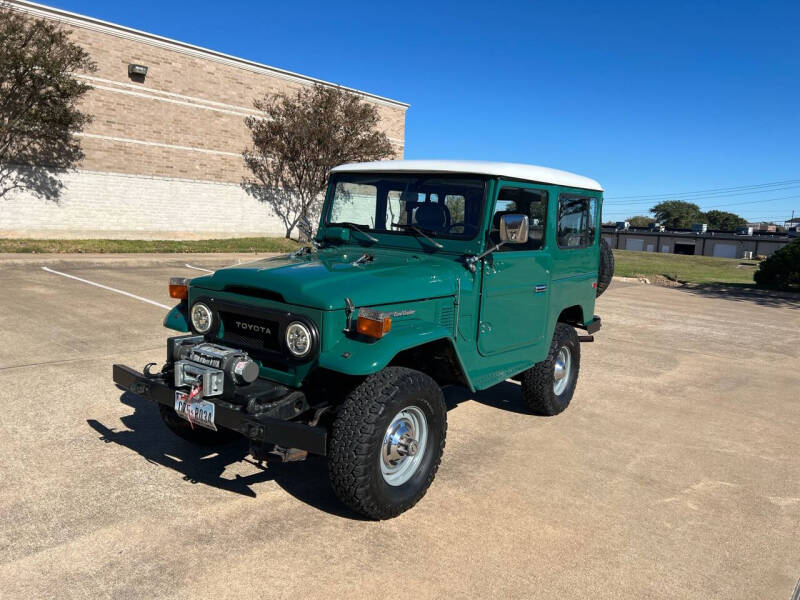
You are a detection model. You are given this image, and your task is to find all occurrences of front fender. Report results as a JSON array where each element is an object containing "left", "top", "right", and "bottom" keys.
[
  {"left": 318, "top": 322, "right": 456, "bottom": 377},
  {"left": 163, "top": 302, "right": 189, "bottom": 332}
]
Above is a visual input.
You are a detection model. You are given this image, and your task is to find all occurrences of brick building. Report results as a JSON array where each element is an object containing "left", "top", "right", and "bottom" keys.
[{"left": 0, "top": 1, "right": 408, "bottom": 239}]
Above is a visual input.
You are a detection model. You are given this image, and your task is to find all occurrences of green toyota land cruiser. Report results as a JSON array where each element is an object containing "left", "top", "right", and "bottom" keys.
[{"left": 113, "top": 160, "right": 614, "bottom": 519}]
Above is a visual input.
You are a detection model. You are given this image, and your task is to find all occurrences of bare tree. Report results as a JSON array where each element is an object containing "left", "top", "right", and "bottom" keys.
[
  {"left": 243, "top": 84, "right": 394, "bottom": 239},
  {"left": 0, "top": 4, "right": 95, "bottom": 201}
]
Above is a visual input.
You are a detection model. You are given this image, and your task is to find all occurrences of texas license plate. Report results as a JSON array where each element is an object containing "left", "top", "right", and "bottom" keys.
[{"left": 174, "top": 391, "right": 217, "bottom": 431}]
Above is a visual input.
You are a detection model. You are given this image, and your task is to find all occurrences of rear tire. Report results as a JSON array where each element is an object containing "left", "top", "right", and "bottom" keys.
[
  {"left": 328, "top": 367, "right": 447, "bottom": 520},
  {"left": 597, "top": 237, "right": 614, "bottom": 297},
  {"left": 521, "top": 323, "right": 580, "bottom": 416},
  {"left": 159, "top": 404, "right": 239, "bottom": 446}
]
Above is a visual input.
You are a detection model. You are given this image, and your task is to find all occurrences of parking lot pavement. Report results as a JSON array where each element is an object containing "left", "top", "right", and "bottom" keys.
[{"left": 1, "top": 257, "right": 799, "bottom": 599}]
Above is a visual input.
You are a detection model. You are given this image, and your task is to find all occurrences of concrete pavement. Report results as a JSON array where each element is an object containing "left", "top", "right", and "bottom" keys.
[{"left": 0, "top": 257, "right": 799, "bottom": 599}]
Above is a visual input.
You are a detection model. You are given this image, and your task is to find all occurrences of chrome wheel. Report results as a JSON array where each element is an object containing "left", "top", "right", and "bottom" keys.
[
  {"left": 380, "top": 406, "right": 428, "bottom": 486},
  {"left": 553, "top": 346, "right": 572, "bottom": 395}
]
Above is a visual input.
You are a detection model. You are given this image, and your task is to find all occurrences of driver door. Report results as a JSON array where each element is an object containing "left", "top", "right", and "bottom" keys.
[{"left": 478, "top": 183, "right": 551, "bottom": 356}]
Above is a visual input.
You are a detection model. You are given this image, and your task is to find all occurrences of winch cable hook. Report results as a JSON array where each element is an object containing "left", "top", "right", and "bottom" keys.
[{"left": 185, "top": 383, "right": 203, "bottom": 429}]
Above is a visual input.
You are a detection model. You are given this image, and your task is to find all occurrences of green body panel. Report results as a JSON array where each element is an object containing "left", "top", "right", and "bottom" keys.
[
  {"left": 163, "top": 303, "right": 190, "bottom": 332},
  {"left": 174, "top": 175, "right": 603, "bottom": 392},
  {"left": 190, "top": 250, "right": 463, "bottom": 310}
]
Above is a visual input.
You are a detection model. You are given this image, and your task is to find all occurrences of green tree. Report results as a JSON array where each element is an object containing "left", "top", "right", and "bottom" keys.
[
  {"left": 704, "top": 210, "right": 746, "bottom": 231},
  {"left": 243, "top": 84, "right": 393, "bottom": 238},
  {"left": 626, "top": 215, "right": 655, "bottom": 228},
  {"left": 649, "top": 201, "right": 704, "bottom": 229},
  {"left": 754, "top": 238, "right": 800, "bottom": 289},
  {"left": 0, "top": 4, "right": 95, "bottom": 201}
]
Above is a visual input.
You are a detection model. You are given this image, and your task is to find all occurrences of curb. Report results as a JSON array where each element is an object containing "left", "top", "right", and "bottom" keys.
[{"left": 0, "top": 252, "right": 281, "bottom": 269}]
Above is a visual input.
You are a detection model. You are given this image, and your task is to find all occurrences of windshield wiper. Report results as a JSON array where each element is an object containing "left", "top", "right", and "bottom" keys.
[
  {"left": 328, "top": 221, "right": 378, "bottom": 243},
  {"left": 392, "top": 223, "right": 443, "bottom": 249}
]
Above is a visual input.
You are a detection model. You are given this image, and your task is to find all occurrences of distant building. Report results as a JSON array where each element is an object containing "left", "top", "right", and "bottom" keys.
[
  {"left": 748, "top": 223, "right": 777, "bottom": 233},
  {"left": 602, "top": 227, "right": 791, "bottom": 258}
]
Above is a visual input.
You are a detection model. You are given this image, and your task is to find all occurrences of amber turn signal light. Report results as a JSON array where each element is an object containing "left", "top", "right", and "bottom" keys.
[
  {"left": 169, "top": 277, "right": 189, "bottom": 300},
  {"left": 356, "top": 310, "right": 392, "bottom": 339}
]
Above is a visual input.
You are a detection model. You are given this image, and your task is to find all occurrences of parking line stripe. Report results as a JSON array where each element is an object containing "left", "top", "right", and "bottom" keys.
[
  {"left": 184, "top": 263, "right": 214, "bottom": 273},
  {"left": 41, "top": 266, "right": 171, "bottom": 310}
]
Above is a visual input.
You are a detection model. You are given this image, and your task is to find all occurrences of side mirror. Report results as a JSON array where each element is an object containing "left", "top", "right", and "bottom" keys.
[
  {"left": 464, "top": 213, "right": 530, "bottom": 273},
  {"left": 499, "top": 214, "right": 529, "bottom": 244}
]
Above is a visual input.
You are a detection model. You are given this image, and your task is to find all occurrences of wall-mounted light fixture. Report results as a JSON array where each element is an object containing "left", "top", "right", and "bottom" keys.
[{"left": 128, "top": 63, "right": 148, "bottom": 77}]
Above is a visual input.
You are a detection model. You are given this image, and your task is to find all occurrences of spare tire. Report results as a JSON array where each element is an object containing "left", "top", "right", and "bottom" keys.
[{"left": 596, "top": 237, "right": 614, "bottom": 297}]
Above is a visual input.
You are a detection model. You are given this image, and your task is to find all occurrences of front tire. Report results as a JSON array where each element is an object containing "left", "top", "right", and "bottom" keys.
[
  {"left": 521, "top": 323, "right": 581, "bottom": 416},
  {"left": 328, "top": 367, "right": 447, "bottom": 520}
]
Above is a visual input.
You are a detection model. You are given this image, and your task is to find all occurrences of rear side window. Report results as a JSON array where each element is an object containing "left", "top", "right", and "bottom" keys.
[{"left": 557, "top": 195, "right": 597, "bottom": 248}]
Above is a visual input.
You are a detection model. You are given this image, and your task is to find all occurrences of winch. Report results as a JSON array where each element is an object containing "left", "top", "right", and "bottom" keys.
[{"left": 171, "top": 339, "right": 259, "bottom": 398}]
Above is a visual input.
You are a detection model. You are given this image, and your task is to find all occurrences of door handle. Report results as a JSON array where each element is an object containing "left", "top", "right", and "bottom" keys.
[{"left": 534, "top": 284, "right": 547, "bottom": 293}]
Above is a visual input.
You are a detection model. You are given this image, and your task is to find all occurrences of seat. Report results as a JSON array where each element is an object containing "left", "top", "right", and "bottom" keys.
[{"left": 415, "top": 202, "right": 450, "bottom": 231}]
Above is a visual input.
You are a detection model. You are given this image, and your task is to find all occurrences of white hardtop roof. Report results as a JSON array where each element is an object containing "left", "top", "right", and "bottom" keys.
[{"left": 332, "top": 160, "right": 603, "bottom": 191}]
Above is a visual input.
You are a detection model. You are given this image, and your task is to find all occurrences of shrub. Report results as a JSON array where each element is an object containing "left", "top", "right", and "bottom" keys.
[{"left": 754, "top": 238, "right": 800, "bottom": 289}]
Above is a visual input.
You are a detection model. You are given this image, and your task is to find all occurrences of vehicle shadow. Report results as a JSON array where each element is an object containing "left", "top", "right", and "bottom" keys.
[
  {"left": 444, "top": 380, "right": 530, "bottom": 415},
  {"left": 676, "top": 283, "right": 800, "bottom": 309},
  {"left": 86, "top": 391, "right": 366, "bottom": 520}
]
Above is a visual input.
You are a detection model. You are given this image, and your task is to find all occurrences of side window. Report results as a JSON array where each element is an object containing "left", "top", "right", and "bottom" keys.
[
  {"left": 557, "top": 195, "right": 597, "bottom": 248},
  {"left": 491, "top": 187, "right": 547, "bottom": 250}
]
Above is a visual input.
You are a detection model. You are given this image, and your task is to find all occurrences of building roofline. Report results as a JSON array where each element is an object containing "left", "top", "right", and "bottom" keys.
[
  {"left": 6, "top": 0, "right": 410, "bottom": 110},
  {"left": 601, "top": 227, "right": 792, "bottom": 242}
]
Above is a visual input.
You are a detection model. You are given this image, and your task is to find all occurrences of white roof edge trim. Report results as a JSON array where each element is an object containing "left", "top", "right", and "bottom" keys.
[
  {"left": 6, "top": 0, "right": 410, "bottom": 110},
  {"left": 331, "top": 160, "right": 604, "bottom": 192}
]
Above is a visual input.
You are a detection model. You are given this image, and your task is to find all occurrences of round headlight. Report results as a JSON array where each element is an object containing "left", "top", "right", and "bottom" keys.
[
  {"left": 285, "top": 321, "right": 312, "bottom": 358},
  {"left": 191, "top": 302, "right": 213, "bottom": 333}
]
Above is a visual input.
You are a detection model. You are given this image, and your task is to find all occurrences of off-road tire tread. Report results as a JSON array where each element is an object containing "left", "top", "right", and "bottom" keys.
[
  {"left": 328, "top": 367, "right": 446, "bottom": 520},
  {"left": 521, "top": 323, "right": 580, "bottom": 416},
  {"left": 597, "top": 237, "right": 615, "bottom": 297}
]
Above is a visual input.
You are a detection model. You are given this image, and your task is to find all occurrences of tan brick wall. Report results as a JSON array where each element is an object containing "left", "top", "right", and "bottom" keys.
[
  {"left": 9, "top": 2, "right": 407, "bottom": 185},
  {"left": 2, "top": 1, "right": 408, "bottom": 238}
]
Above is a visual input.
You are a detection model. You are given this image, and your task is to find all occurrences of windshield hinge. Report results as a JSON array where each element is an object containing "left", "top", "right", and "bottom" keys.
[{"left": 344, "top": 297, "right": 355, "bottom": 332}]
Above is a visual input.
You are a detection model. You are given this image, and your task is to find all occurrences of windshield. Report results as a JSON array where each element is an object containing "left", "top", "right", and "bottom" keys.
[{"left": 325, "top": 173, "right": 486, "bottom": 240}]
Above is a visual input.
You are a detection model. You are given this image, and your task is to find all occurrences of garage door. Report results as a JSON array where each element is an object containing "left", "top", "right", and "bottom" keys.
[
  {"left": 625, "top": 238, "right": 644, "bottom": 251},
  {"left": 713, "top": 243, "right": 737, "bottom": 258}
]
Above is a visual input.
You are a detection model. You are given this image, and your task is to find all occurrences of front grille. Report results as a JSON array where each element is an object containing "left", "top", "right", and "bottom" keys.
[
  {"left": 223, "top": 285, "right": 285, "bottom": 303},
  {"left": 201, "top": 297, "right": 318, "bottom": 371},
  {"left": 219, "top": 311, "right": 281, "bottom": 352}
]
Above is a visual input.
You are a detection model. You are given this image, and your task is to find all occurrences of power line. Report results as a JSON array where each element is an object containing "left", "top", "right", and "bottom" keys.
[
  {"left": 602, "top": 194, "right": 800, "bottom": 214},
  {"left": 697, "top": 193, "right": 800, "bottom": 209},
  {"left": 602, "top": 184, "right": 800, "bottom": 205},
  {"left": 604, "top": 179, "right": 800, "bottom": 200}
]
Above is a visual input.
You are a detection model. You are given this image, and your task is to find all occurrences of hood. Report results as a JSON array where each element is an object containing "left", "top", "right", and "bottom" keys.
[{"left": 191, "top": 248, "right": 463, "bottom": 310}]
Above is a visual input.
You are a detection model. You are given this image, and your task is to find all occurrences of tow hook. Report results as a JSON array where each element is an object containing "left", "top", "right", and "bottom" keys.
[
  {"left": 131, "top": 381, "right": 149, "bottom": 395},
  {"left": 249, "top": 442, "right": 308, "bottom": 463}
]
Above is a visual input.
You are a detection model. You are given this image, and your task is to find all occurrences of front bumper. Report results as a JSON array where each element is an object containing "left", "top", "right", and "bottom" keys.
[{"left": 112, "top": 364, "right": 327, "bottom": 455}]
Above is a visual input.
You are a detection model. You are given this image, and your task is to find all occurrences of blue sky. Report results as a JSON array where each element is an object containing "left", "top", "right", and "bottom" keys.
[{"left": 47, "top": 0, "right": 800, "bottom": 223}]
